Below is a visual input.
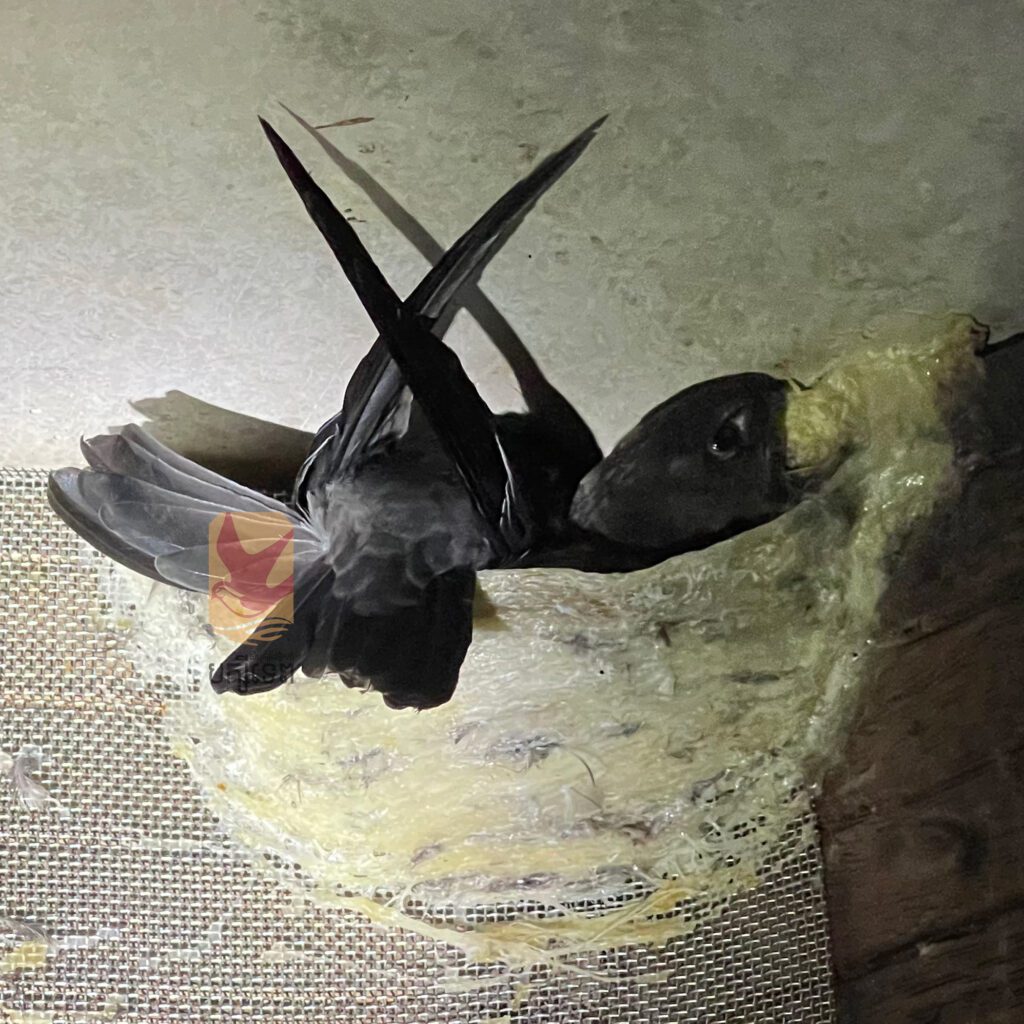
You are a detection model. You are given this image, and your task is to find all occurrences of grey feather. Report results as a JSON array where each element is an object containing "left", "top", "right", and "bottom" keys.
[{"left": 81, "top": 425, "right": 289, "bottom": 516}]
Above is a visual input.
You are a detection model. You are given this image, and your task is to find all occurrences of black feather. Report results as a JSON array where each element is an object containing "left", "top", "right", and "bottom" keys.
[{"left": 291, "top": 115, "right": 604, "bottom": 504}]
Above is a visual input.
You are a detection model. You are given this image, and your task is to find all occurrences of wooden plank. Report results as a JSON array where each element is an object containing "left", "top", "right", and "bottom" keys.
[
  {"left": 835, "top": 903, "right": 1024, "bottom": 1024},
  {"left": 817, "top": 341, "right": 1024, "bottom": 1022}
]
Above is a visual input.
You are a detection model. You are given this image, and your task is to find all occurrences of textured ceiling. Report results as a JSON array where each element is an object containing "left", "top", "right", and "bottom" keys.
[{"left": 3, "top": 0, "right": 1023, "bottom": 469}]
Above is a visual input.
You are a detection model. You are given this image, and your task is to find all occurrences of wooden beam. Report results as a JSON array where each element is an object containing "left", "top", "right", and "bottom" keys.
[{"left": 817, "top": 341, "right": 1024, "bottom": 1022}]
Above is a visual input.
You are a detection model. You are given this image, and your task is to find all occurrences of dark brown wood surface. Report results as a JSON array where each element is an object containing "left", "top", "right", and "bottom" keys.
[{"left": 817, "top": 341, "right": 1024, "bottom": 1022}]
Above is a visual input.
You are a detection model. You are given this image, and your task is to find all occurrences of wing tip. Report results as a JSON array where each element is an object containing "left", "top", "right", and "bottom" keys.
[
  {"left": 259, "top": 116, "right": 303, "bottom": 182},
  {"left": 210, "top": 657, "right": 295, "bottom": 696},
  {"left": 258, "top": 115, "right": 284, "bottom": 153}
]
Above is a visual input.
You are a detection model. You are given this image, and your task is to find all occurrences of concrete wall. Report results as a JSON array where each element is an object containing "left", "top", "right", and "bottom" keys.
[{"left": 4, "top": 0, "right": 1022, "bottom": 466}]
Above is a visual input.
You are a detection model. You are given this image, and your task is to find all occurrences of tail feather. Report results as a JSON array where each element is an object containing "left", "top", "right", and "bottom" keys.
[
  {"left": 81, "top": 426, "right": 289, "bottom": 516},
  {"left": 153, "top": 536, "right": 322, "bottom": 592},
  {"left": 49, "top": 427, "right": 313, "bottom": 593},
  {"left": 48, "top": 468, "right": 169, "bottom": 583},
  {"left": 77, "top": 471, "right": 276, "bottom": 553},
  {"left": 95, "top": 498, "right": 311, "bottom": 556},
  {"left": 91, "top": 424, "right": 291, "bottom": 515}
]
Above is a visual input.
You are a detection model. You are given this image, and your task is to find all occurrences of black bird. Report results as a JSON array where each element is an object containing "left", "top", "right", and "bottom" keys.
[{"left": 50, "top": 118, "right": 803, "bottom": 710}]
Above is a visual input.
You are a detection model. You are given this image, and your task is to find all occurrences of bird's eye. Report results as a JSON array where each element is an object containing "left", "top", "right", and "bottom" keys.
[{"left": 708, "top": 409, "right": 750, "bottom": 460}]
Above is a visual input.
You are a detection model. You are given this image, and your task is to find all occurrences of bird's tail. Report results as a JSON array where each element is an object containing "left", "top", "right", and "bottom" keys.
[
  {"left": 49, "top": 427, "right": 474, "bottom": 707},
  {"left": 48, "top": 423, "right": 324, "bottom": 663}
]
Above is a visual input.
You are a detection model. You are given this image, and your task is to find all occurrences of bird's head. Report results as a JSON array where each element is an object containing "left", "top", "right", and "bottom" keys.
[{"left": 569, "top": 372, "right": 833, "bottom": 560}]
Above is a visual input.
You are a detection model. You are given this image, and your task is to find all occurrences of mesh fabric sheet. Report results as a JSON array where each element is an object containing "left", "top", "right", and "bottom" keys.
[{"left": 0, "top": 470, "right": 836, "bottom": 1022}]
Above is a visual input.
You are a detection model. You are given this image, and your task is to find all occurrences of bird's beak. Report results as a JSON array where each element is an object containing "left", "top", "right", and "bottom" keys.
[
  {"left": 779, "top": 314, "right": 992, "bottom": 499},
  {"left": 781, "top": 379, "right": 858, "bottom": 491}
]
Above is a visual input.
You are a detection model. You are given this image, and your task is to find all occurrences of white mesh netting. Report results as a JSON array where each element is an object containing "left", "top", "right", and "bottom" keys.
[{"left": 0, "top": 471, "right": 836, "bottom": 1022}]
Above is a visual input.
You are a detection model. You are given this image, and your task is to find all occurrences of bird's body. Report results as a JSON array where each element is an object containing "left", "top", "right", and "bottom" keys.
[
  {"left": 50, "top": 115, "right": 815, "bottom": 710},
  {"left": 307, "top": 407, "right": 491, "bottom": 614}
]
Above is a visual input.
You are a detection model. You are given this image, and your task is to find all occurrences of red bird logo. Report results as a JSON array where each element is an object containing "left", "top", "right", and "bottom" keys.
[{"left": 207, "top": 511, "right": 295, "bottom": 644}]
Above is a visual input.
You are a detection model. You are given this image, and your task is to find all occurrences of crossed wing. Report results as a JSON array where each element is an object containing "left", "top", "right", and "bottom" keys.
[{"left": 263, "top": 116, "right": 605, "bottom": 559}]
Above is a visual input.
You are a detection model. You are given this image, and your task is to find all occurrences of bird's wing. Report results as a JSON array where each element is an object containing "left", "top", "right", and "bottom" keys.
[
  {"left": 211, "top": 565, "right": 475, "bottom": 708},
  {"left": 285, "top": 116, "right": 606, "bottom": 508},
  {"left": 265, "top": 120, "right": 593, "bottom": 558}
]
